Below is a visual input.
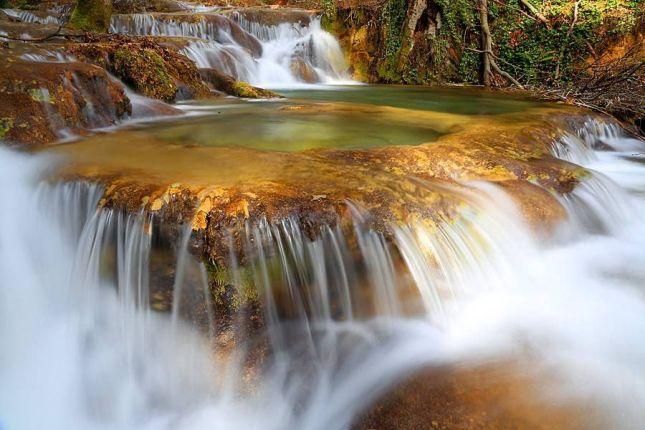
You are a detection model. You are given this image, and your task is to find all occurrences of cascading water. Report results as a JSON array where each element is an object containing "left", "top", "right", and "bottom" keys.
[
  {"left": 1, "top": 8, "right": 62, "bottom": 25},
  {"left": 1, "top": 117, "right": 645, "bottom": 429},
  {"left": 109, "top": 12, "right": 351, "bottom": 87}
]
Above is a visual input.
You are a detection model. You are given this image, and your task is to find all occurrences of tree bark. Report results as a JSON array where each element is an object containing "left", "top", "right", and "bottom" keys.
[{"left": 480, "top": 0, "right": 492, "bottom": 87}]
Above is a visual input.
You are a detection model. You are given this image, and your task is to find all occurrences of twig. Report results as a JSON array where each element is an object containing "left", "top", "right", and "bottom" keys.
[
  {"left": 490, "top": 58, "right": 524, "bottom": 88},
  {"left": 519, "top": 0, "right": 550, "bottom": 27}
]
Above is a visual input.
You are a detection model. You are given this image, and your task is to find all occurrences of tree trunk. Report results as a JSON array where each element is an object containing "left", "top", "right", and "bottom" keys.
[
  {"left": 480, "top": 0, "right": 492, "bottom": 87},
  {"left": 68, "top": 0, "right": 112, "bottom": 33}
]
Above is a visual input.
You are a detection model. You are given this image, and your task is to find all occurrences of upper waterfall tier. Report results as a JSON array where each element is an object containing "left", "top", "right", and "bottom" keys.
[{"left": 109, "top": 10, "right": 351, "bottom": 87}]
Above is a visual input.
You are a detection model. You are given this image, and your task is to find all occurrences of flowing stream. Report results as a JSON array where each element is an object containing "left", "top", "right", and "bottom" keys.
[
  {"left": 2, "top": 7, "right": 645, "bottom": 430},
  {"left": 109, "top": 12, "right": 350, "bottom": 87},
  {"left": 1, "top": 114, "right": 645, "bottom": 429}
]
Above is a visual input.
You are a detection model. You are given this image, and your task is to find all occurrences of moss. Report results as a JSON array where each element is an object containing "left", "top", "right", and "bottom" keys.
[
  {"left": 69, "top": 39, "right": 210, "bottom": 101},
  {"left": 68, "top": 0, "right": 113, "bottom": 33},
  {"left": 376, "top": 0, "right": 408, "bottom": 82},
  {"left": 206, "top": 261, "right": 259, "bottom": 310},
  {"left": 0, "top": 117, "right": 13, "bottom": 139},
  {"left": 112, "top": 48, "right": 177, "bottom": 102},
  {"left": 231, "top": 81, "right": 276, "bottom": 99},
  {"left": 28, "top": 88, "right": 52, "bottom": 103},
  {"left": 200, "top": 68, "right": 281, "bottom": 99}
]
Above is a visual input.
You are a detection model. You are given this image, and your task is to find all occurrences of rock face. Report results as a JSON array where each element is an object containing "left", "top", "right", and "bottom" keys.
[
  {"left": 0, "top": 45, "right": 130, "bottom": 145},
  {"left": 328, "top": 0, "right": 453, "bottom": 84},
  {"left": 225, "top": 7, "right": 315, "bottom": 27}
]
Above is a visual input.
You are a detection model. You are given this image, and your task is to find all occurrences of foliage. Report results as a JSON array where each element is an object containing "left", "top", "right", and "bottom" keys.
[
  {"left": 492, "top": 0, "right": 641, "bottom": 85},
  {"left": 435, "top": 0, "right": 477, "bottom": 34},
  {"left": 377, "top": 0, "right": 407, "bottom": 81}
]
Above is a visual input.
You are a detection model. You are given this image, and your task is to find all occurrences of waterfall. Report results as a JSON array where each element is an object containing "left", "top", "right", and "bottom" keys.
[
  {"left": 109, "top": 13, "right": 351, "bottom": 87},
  {"left": 1, "top": 117, "right": 645, "bottom": 429},
  {"left": 1, "top": 8, "right": 62, "bottom": 25}
]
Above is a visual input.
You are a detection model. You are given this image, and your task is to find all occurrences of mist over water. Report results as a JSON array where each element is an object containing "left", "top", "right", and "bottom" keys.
[{"left": 1, "top": 117, "right": 644, "bottom": 429}]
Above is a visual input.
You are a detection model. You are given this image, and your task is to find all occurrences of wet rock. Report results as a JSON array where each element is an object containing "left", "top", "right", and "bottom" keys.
[
  {"left": 290, "top": 58, "right": 319, "bottom": 83},
  {"left": 199, "top": 68, "right": 281, "bottom": 98},
  {"left": 67, "top": 35, "right": 212, "bottom": 102},
  {"left": 44, "top": 106, "right": 593, "bottom": 266},
  {"left": 225, "top": 7, "right": 315, "bottom": 27},
  {"left": 0, "top": 9, "right": 68, "bottom": 40},
  {"left": 0, "top": 47, "right": 130, "bottom": 145},
  {"left": 355, "top": 362, "right": 595, "bottom": 430},
  {"left": 68, "top": 0, "right": 112, "bottom": 33}
]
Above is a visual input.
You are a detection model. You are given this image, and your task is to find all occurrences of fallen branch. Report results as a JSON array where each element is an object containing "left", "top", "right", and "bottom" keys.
[
  {"left": 491, "top": 58, "right": 525, "bottom": 88},
  {"left": 467, "top": 47, "right": 526, "bottom": 88}
]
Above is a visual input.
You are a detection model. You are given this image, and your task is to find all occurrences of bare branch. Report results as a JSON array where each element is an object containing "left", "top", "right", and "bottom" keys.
[{"left": 519, "top": 0, "right": 550, "bottom": 27}]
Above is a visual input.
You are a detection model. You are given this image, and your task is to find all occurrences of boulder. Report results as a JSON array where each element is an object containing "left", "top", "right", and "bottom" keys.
[
  {"left": 67, "top": 35, "right": 212, "bottom": 102},
  {"left": 0, "top": 45, "right": 130, "bottom": 145},
  {"left": 199, "top": 68, "right": 281, "bottom": 98}
]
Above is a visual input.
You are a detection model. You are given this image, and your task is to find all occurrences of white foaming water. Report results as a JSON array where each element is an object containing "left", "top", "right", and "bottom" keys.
[
  {"left": 19, "top": 50, "right": 76, "bottom": 63},
  {"left": 109, "top": 13, "right": 351, "bottom": 87},
  {"left": 1, "top": 8, "right": 62, "bottom": 25},
  {"left": 1, "top": 118, "right": 645, "bottom": 429}
]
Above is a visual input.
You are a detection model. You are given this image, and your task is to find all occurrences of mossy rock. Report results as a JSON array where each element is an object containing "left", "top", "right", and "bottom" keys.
[
  {"left": 112, "top": 48, "right": 178, "bottom": 102},
  {"left": 70, "top": 37, "right": 211, "bottom": 102},
  {"left": 0, "top": 54, "right": 130, "bottom": 146},
  {"left": 0, "top": 117, "right": 14, "bottom": 139},
  {"left": 68, "top": 0, "right": 113, "bottom": 33},
  {"left": 199, "top": 68, "right": 281, "bottom": 99}
]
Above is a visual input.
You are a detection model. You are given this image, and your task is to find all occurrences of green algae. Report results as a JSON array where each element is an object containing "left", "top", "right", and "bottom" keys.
[{"left": 0, "top": 117, "right": 13, "bottom": 139}]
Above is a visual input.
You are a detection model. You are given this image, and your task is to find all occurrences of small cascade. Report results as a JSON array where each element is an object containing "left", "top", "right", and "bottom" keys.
[
  {"left": 551, "top": 117, "right": 642, "bottom": 235},
  {"left": 551, "top": 118, "right": 642, "bottom": 165},
  {"left": 394, "top": 181, "right": 535, "bottom": 321},
  {"left": 1, "top": 8, "right": 62, "bottom": 25},
  {"left": 109, "top": 12, "right": 350, "bottom": 87},
  {"left": 558, "top": 173, "right": 637, "bottom": 235},
  {"left": 20, "top": 50, "right": 76, "bottom": 63},
  {"left": 2, "top": 114, "right": 645, "bottom": 428}
]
